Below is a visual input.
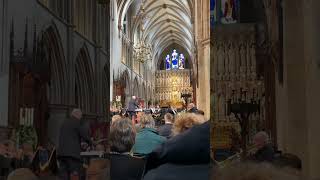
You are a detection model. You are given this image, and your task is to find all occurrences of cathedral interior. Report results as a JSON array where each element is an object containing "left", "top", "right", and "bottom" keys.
[{"left": 0, "top": 0, "right": 319, "bottom": 179}]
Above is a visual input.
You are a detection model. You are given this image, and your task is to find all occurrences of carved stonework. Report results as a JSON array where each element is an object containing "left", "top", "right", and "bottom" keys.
[
  {"left": 212, "top": 24, "right": 266, "bottom": 145},
  {"left": 155, "top": 70, "right": 193, "bottom": 107}
]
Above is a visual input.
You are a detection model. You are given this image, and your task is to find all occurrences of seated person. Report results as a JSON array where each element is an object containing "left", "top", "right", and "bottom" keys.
[
  {"left": 172, "top": 113, "right": 206, "bottom": 136},
  {"left": 110, "top": 118, "right": 145, "bottom": 180},
  {"left": 132, "top": 114, "right": 166, "bottom": 156},
  {"left": 249, "top": 131, "right": 274, "bottom": 162},
  {"left": 144, "top": 121, "right": 210, "bottom": 180},
  {"left": 17, "top": 143, "right": 34, "bottom": 168},
  {"left": 158, "top": 113, "right": 174, "bottom": 139},
  {"left": 31, "top": 143, "right": 57, "bottom": 176}
]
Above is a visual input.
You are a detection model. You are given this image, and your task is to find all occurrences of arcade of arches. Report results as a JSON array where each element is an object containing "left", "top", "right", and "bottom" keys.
[{"left": 111, "top": 0, "right": 210, "bottom": 119}]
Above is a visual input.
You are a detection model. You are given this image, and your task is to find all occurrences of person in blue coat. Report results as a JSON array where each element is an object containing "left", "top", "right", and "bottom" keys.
[{"left": 132, "top": 114, "right": 166, "bottom": 156}]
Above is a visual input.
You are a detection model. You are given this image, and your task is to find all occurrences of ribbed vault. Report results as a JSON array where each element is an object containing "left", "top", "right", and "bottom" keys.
[{"left": 117, "top": 0, "right": 194, "bottom": 68}]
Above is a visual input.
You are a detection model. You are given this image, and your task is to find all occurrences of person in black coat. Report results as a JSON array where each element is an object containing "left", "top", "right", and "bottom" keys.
[
  {"left": 127, "top": 96, "right": 139, "bottom": 119},
  {"left": 144, "top": 121, "right": 211, "bottom": 180},
  {"left": 158, "top": 113, "right": 174, "bottom": 139},
  {"left": 251, "top": 131, "right": 274, "bottom": 162},
  {"left": 57, "top": 109, "right": 93, "bottom": 180}
]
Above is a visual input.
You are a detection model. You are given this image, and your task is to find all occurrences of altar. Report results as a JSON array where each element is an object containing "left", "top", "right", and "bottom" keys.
[{"left": 155, "top": 70, "right": 193, "bottom": 108}]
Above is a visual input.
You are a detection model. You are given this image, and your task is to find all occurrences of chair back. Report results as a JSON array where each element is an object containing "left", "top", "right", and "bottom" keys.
[{"left": 110, "top": 154, "right": 146, "bottom": 180}]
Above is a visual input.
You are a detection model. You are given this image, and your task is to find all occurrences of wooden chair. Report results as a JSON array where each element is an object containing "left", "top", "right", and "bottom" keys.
[{"left": 110, "top": 153, "right": 146, "bottom": 180}]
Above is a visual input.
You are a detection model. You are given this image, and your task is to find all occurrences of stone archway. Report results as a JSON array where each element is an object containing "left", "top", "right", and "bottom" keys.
[
  {"left": 8, "top": 22, "right": 68, "bottom": 146},
  {"left": 75, "top": 45, "right": 95, "bottom": 114}
]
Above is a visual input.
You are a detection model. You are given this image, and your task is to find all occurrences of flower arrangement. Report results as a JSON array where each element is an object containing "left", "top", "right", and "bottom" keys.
[{"left": 15, "top": 125, "right": 38, "bottom": 149}]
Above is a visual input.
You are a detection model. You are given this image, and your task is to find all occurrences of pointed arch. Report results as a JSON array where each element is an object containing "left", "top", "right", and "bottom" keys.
[
  {"left": 37, "top": 22, "right": 67, "bottom": 105},
  {"left": 75, "top": 44, "right": 95, "bottom": 113}
]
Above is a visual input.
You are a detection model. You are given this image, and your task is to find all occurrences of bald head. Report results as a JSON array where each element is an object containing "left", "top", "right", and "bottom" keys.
[
  {"left": 254, "top": 131, "right": 269, "bottom": 149},
  {"left": 132, "top": 96, "right": 136, "bottom": 100},
  {"left": 71, "top": 108, "right": 82, "bottom": 120}
]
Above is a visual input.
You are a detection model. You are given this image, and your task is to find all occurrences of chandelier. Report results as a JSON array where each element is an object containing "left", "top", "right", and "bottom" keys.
[
  {"left": 133, "top": 0, "right": 152, "bottom": 64},
  {"left": 134, "top": 39, "right": 151, "bottom": 64}
]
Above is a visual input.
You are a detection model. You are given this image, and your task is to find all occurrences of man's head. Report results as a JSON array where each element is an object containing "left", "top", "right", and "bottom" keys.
[
  {"left": 71, "top": 108, "right": 82, "bottom": 120},
  {"left": 164, "top": 113, "right": 174, "bottom": 124},
  {"left": 132, "top": 96, "right": 136, "bottom": 100},
  {"left": 110, "top": 118, "right": 136, "bottom": 153},
  {"left": 187, "top": 103, "right": 195, "bottom": 110},
  {"left": 253, "top": 131, "right": 269, "bottom": 149}
]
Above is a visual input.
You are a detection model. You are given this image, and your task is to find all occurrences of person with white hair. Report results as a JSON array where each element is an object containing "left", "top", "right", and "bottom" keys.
[
  {"left": 251, "top": 131, "right": 274, "bottom": 162},
  {"left": 132, "top": 114, "right": 166, "bottom": 155},
  {"left": 57, "top": 108, "right": 93, "bottom": 180}
]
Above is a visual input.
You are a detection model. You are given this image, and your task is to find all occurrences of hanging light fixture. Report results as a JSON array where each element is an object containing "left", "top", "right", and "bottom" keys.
[{"left": 134, "top": 0, "right": 152, "bottom": 64}]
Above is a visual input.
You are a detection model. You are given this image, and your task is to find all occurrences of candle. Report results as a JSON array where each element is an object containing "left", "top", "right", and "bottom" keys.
[
  {"left": 25, "top": 108, "right": 28, "bottom": 126},
  {"left": 20, "top": 108, "right": 23, "bottom": 125},
  {"left": 31, "top": 108, "right": 34, "bottom": 126},
  {"left": 27, "top": 108, "right": 31, "bottom": 126}
]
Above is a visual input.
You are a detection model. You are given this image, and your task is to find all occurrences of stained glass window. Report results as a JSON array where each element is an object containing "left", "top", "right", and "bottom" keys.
[
  {"left": 210, "top": 0, "right": 216, "bottom": 28},
  {"left": 165, "top": 49, "right": 185, "bottom": 70},
  {"left": 220, "top": 0, "right": 239, "bottom": 24}
]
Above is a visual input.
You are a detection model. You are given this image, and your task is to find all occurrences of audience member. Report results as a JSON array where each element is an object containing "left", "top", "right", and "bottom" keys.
[
  {"left": 144, "top": 121, "right": 210, "bottom": 180},
  {"left": 132, "top": 114, "right": 166, "bottom": 156},
  {"left": 110, "top": 118, "right": 135, "bottom": 154},
  {"left": 158, "top": 113, "right": 174, "bottom": 139},
  {"left": 111, "top": 115, "right": 122, "bottom": 125},
  {"left": 109, "top": 118, "right": 145, "bottom": 180},
  {"left": 172, "top": 113, "right": 206, "bottom": 136}
]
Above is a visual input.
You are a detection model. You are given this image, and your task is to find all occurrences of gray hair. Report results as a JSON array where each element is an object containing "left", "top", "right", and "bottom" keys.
[
  {"left": 254, "top": 131, "right": 269, "bottom": 144},
  {"left": 110, "top": 118, "right": 135, "bottom": 153},
  {"left": 140, "top": 114, "right": 155, "bottom": 129},
  {"left": 71, "top": 108, "right": 82, "bottom": 119}
]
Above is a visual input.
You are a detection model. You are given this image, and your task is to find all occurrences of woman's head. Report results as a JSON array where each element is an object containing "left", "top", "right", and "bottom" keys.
[
  {"left": 173, "top": 113, "right": 205, "bottom": 136},
  {"left": 139, "top": 114, "right": 155, "bottom": 129},
  {"left": 110, "top": 118, "right": 136, "bottom": 153}
]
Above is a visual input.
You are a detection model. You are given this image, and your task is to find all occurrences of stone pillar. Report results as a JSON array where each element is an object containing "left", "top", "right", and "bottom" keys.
[
  {"left": 304, "top": 0, "right": 320, "bottom": 178},
  {"left": 194, "top": 0, "right": 210, "bottom": 120},
  {"left": 66, "top": 0, "right": 75, "bottom": 106},
  {"left": 0, "top": 0, "right": 9, "bottom": 127},
  {"left": 277, "top": 0, "right": 320, "bottom": 178}
]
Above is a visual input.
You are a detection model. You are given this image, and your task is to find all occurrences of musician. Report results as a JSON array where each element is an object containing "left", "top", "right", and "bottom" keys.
[
  {"left": 57, "top": 108, "right": 93, "bottom": 180},
  {"left": 251, "top": 131, "right": 274, "bottom": 162}
]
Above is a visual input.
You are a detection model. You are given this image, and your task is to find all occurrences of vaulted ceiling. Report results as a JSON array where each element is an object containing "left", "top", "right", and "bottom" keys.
[{"left": 117, "top": 0, "right": 194, "bottom": 67}]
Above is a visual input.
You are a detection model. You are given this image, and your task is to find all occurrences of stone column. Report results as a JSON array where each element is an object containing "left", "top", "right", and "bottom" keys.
[
  {"left": 195, "top": 0, "right": 210, "bottom": 120},
  {"left": 0, "top": 0, "right": 9, "bottom": 127},
  {"left": 304, "top": 0, "right": 320, "bottom": 178}
]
